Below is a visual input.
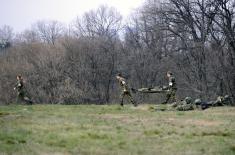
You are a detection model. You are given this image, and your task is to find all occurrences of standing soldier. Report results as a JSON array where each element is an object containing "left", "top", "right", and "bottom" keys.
[
  {"left": 14, "top": 75, "right": 33, "bottom": 104},
  {"left": 116, "top": 73, "right": 137, "bottom": 107},
  {"left": 162, "top": 71, "right": 177, "bottom": 104}
]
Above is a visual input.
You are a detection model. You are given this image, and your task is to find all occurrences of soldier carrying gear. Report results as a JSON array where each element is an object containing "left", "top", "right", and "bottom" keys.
[
  {"left": 131, "top": 71, "right": 177, "bottom": 104},
  {"left": 131, "top": 72, "right": 176, "bottom": 94},
  {"left": 116, "top": 73, "right": 137, "bottom": 107},
  {"left": 162, "top": 71, "right": 177, "bottom": 104},
  {"left": 14, "top": 75, "right": 33, "bottom": 104}
]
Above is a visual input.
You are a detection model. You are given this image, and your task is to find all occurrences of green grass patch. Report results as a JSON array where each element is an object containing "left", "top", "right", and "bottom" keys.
[{"left": 0, "top": 104, "right": 234, "bottom": 155}]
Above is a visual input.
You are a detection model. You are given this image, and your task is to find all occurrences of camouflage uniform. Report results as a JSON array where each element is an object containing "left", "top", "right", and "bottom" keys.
[
  {"left": 14, "top": 79, "right": 25, "bottom": 103},
  {"left": 156, "top": 97, "right": 194, "bottom": 111},
  {"left": 194, "top": 95, "right": 232, "bottom": 109},
  {"left": 211, "top": 95, "right": 232, "bottom": 106},
  {"left": 118, "top": 77, "right": 137, "bottom": 106},
  {"left": 14, "top": 78, "right": 32, "bottom": 104},
  {"left": 193, "top": 99, "right": 209, "bottom": 110},
  {"left": 157, "top": 95, "right": 231, "bottom": 111},
  {"left": 174, "top": 97, "right": 194, "bottom": 111},
  {"left": 163, "top": 75, "right": 177, "bottom": 104}
]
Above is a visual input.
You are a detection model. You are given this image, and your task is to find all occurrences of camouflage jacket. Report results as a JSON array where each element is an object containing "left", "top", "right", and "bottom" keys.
[
  {"left": 168, "top": 76, "right": 177, "bottom": 90},
  {"left": 15, "top": 80, "right": 24, "bottom": 91},
  {"left": 118, "top": 77, "right": 130, "bottom": 92}
]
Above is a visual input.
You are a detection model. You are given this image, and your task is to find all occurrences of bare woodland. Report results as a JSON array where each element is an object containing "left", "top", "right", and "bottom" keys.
[{"left": 0, "top": 0, "right": 234, "bottom": 104}]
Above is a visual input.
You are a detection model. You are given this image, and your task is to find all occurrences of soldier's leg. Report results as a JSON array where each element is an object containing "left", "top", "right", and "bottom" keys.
[
  {"left": 120, "top": 92, "right": 125, "bottom": 106},
  {"left": 16, "top": 95, "right": 20, "bottom": 104},
  {"left": 176, "top": 104, "right": 194, "bottom": 111},
  {"left": 17, "top": 92, "right": 24, "bottom": 104},
  {"left": 162, "top": 91, "right": 171, "bottom": 104},
  {"left": 127, "top": 92, "right": 137, "bottom": 106},
  {"left": 165, "top": 89, "right": 177, "bottom": 104},
  {"left": 169, "top": 90, "right": 177, "bottom": 103}
]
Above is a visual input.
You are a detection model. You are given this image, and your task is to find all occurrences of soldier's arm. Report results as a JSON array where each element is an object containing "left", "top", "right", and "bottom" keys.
[{"left": 14, "top": 82, "right": 19, "bottom": 90}]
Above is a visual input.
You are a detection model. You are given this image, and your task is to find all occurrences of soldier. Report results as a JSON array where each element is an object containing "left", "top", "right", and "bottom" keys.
[
  {"left": 211, "top": 95, "right": 232, "bottom": 106},
  {"left": 194, "top": 95, "right": 232, "bottom": 109},
  {"left": 14, "top": 75, "right": 33, "bottom": 104},
  {"left": 174, "top": 97, "right": 195, "bottom": 111},
  {"left": 116, "top": 73, "right": 137, "bottom": 107},
  {"left": 194, "top": 98, "right": 210, "bottom": 110},
  {"left": 223, "top": 95, "right": 232, "bottom": 105},
  {"left": 156, "top": 97, "right": 194, "bottom": 111},
  {"left": 162, "top": 71, "right": 177, "bottom": 104}
]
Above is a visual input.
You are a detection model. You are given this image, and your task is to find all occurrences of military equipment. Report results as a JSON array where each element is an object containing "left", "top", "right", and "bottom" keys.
[{"left": 136, "top": 86, "right": 167, "bottom": 93}]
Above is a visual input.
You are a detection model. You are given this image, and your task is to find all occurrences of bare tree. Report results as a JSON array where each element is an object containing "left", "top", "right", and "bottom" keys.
[
  {"left": 208, "top": 0, "right": 235, "bottom": 101},
  {"left": 73, "top": 5, "right": 122, "bottom": 39},
  {"left": 0, "top": 25, "right": 14, "bottom": 49},
  {"left": 33, "top": 20, "right": 64, "bottom": 45}
]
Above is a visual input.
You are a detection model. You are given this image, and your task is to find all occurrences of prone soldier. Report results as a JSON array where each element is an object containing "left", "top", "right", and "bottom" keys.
[
  {"left": 156, "top": 97, "right": 194, "bottom": 111},
  {"left": 194, "top": 95, "right": 232, "bottom": 109},
  {"left": 170, "top": 97, "right": 195, "bottom": 111}
]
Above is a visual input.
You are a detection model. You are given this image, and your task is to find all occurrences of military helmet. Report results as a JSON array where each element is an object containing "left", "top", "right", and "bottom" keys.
[
  {"left": 185, "top": 97, "right": 192, "bottom": 104},
  {"left": 194, "top": 98, "right": 202, "bottom": 105}
]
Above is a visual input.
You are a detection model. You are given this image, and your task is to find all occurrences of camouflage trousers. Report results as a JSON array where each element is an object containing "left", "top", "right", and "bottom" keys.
[
  {"left": 176, "top": 104, "right": 194, "bottom": 111},
  {"left": 164, "top": 88, "right": 177, "bottom": 104},
  {"left": 120, "top": 91, "right": 137, "bottom": 106},
  {"left": 17, "top": 91, "right": 33, "bottom": 105}
]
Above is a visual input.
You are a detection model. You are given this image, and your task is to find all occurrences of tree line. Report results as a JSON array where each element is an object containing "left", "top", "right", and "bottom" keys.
[{"left": 0, "top": 0, "right": 234, "bottom": 104}]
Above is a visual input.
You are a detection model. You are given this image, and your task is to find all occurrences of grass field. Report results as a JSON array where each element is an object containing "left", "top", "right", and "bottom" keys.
[{"left": 0, "top": 104, "right": 235, "bottom": 155}]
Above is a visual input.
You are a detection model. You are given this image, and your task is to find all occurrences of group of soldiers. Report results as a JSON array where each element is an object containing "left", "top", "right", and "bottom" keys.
[
  {"left": 14, "top": 72, "right": 232, "bottom": 110},
  {"left": 116, "top": 71, "right": 232, "bottom": 111}
]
